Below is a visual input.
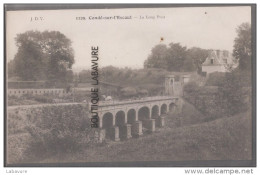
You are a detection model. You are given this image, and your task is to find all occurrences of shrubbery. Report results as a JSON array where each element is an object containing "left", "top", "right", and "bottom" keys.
[
  {"left": 7, "top": 104, "right": 95, "bottom": 163},
  {"left": 184, "top": 70, "right": 251, "bottom": 119},
  {"left": 8, "top": 94, "right": 54, "bottom": 106},
  {"left": 217, "top": 70, "right": 250, "bottom": 116},
  {"left": 205, "top": 72, "right": 226, "bottom": 86},
  {"left": 184, "top": 83, "right": 221, "bottom": 119},
  {"left": 25, "top": 105, "right": 90, "bottom": 160}
]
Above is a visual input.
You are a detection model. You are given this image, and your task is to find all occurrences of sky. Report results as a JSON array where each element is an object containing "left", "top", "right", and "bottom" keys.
[{"left": 6, "top": 6, "right": 251, "bottom": 71}]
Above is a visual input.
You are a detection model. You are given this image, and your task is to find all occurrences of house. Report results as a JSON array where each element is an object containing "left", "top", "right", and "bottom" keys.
[{"left": 202, "top": 50, "right": 237, "bottom": 75}]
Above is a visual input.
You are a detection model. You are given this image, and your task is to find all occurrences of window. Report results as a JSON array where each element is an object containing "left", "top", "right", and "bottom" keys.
[
  {"left": 211, "top": 59, "right": 214, "bottom": 64},
  {"left": 223, "top": 59, "right": 227, "bottom": 64}
]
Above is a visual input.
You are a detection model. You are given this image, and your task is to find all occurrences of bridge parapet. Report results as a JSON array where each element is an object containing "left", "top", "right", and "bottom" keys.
[{"left": 98, "top": 96, "right": 178, "bottom": 107}]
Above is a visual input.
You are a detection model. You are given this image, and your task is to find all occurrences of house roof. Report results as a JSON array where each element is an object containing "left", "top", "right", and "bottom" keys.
[{"left": 202, "top": 50, "right": 233, "bottom": 66}]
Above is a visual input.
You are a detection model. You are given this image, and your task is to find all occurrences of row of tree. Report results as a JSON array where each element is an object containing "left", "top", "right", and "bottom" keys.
[
  {"left": 144, "top": 43, "right": 209, "bottom": 73},
  {"left": 78, "top": 66, "right": 168, "bottom": 96}
]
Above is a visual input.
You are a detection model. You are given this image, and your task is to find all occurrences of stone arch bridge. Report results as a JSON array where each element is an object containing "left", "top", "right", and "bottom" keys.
[{"left": 93, "top": 96, "right": 180, "bottom": 142}]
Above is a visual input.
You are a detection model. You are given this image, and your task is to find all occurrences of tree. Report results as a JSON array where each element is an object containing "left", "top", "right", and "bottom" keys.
[
  {"left": 166, "top": 43, "right": 193, "bottom": 72},
  {"left": 144, "top": 44, "right": 168, "bottom": 69},
  {"left": 7, "top": 59, "right": 16, "bottom": 78},
  {"left": 120, "top": 87, "right": 137, "bottom": 97},
  {"left": 233, "top": 23, "right": 251, "bottom": 71},
  {"left": 186, "top": 47, "right": 209, "bottom": 74},
  {"left": 144, "top": 43, "right": 196, "bottom": 72},
  {"left": 11, "top": 30, "right": 75, "bottom": 85},
  {"left": 217, "top": 70, "right": 248, "bottom": 116}
]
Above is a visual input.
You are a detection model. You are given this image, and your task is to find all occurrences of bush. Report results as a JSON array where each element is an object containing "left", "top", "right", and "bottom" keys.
[
  {"left": 205, "top": 72, "right": 226, "bottom": 86},
  {"left": 184, "top": 70, "right": 251, "bottom": 118},
  {"left": 183, "top": 82, "right": 200, "bottom": 94},
  {"left": 27, "top": 105, "right": 90, "bottom": 156},
  {"left": 8, "top": 94, "right": 55, "bottom": 106},
  {"left": 33, "top": 95, "right": 54, "bottom": 103},
  {"left": 8, "top": 104, "right": 94, "bottom": 163},
  {"left": 217, "top": 70, "right": 249, "bottom": 116},
  {"left": 8, "top": 95, "right": 40, "bottom": 106}
]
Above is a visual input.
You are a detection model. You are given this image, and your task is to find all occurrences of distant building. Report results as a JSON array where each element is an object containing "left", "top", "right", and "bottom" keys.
[
  {"left": 7, "top": 80, "right": 71, "bottom": 97},
  {"left": 165, "top": 73, "right": 191, "bottom": 96},
  {"left": 7, "top": 88, "right": 70, "bottom": 97},
  {"left": 202, "top": 50, "right": 237, "bottom": 75}
]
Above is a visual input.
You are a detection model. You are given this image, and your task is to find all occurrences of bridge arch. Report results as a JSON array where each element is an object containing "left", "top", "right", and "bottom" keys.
[
  {"left": 138, "top": 106, "right": 150, "bottom": 121},
  {"left": 102, "top": 112, "right": 114, "bottom": 139},
  {"left": 127, "top": 109, "right": 137, "bottom": 124},
  {"left": 151, "top": 105, "right": 159, "bottom": 119},
  {"left": 115, "top": 110, "right": 126, "bottom": 127},
  {"left": 169, "top": 102, "right": 175, "bottom": 113},
  {"left": 115, "top": 110, "right": 127, "bottom": 139},
  {"left": 160, "top": 104, "right": 167, "bottom": 115},
  {"left": 102, "top": 112, "right": 114, "bottom": 129}
]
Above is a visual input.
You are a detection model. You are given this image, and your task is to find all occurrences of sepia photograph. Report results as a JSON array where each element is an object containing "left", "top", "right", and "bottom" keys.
[{"left": 4, "top": 4, "right": 256, "bottom": 167}]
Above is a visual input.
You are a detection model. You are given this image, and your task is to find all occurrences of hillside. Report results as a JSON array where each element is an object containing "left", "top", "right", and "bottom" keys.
[{"left": 39, "top": 101, "right": 252, "bottom": 163}]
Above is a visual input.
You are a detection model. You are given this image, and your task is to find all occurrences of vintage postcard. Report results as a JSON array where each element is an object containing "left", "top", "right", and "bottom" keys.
[{"left": 4, "top": 4, "right": 256, "bottom": 167}]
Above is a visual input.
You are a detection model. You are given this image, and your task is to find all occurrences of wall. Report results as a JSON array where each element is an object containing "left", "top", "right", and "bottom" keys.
[
  {"left": 7, "top": 88, "right": 71, "bottom": 97},
  {"left": 202, "top": 65, "right": 226, "bottom": 74}
]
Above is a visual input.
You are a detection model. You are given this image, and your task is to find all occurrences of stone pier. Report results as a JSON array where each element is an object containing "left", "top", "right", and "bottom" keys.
[
  {"left": 158, "top": 116, "right": 165, "bottom": 127},
  {"left": 109, "top": 126, "right": 120, "bottom": 141},
  {"left": 120, "top": 124, "right": 132, "bottom": 140},
  {"left": 98, "top": 129, "right": 106, "bottom": 142},
  {"left": 143, "top": 119, "right": 155, "bottom": 132},
  {"left": 132, "top": 121, "right": 143, "bottom": 137}
]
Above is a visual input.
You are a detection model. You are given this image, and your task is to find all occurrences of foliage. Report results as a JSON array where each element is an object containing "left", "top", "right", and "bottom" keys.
[
  {"left": 8, "top": 94, "right": 57, "bottom": 106},
  {"left": 79, "top": 67, "right": 168, "bottom": 96},
  {"left": 217, "top": 70, "right": 249, "bottom": 116},
  {"left": 7, "top": 104, "right": 94, "bottom": 163},
  {"left": 205, "top": 72, "right": 226, "bottom": 86},
  {"left": 9, "top": 30, "right": 75, "bottom": 86},
  {"left": 144, "top": 43, "right": 209, "bottom": 72},
  {"left": 8, "top": 95, "right": 40, "bottom": 106},
  {"left": 144, "top": 44, "right": 169, "bottom": 70},
  {"left": 186, "top": 47, "right": 209, "bottom": 74},
  {"left": 184, "top": 70, "right": 250, "bottom": 118},
  {"left": 233, "top": 23, "right": 251, "bottom": 71},
  {"left": 183, "top": 81, "right": 200, "bottom": 94},
  {"left": 184, "top": 82, "right": 221, "bottom": 119},
  {"left": 120, "top": 87, "right": 137, "bottom": 97}
]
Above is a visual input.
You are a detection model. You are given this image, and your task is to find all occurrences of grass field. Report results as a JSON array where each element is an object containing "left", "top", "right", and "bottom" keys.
[{"left": 39, "top": 101, "right": 252, "bottom": 163}]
